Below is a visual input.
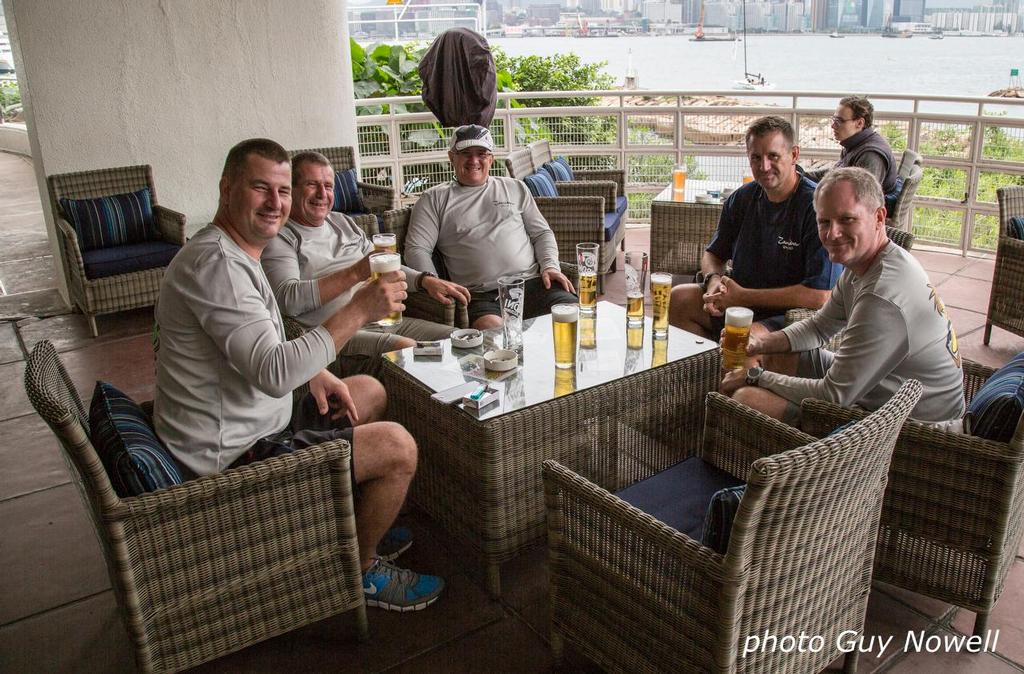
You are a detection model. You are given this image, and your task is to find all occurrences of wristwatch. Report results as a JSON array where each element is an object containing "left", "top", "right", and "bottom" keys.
[
  {"left": 417, "top": 271, "right": 437, "bottom": 291},
  {"left": 745, "top": 366, "right": 764, "bottom": 386},
  {"left": 695, "top": 271, "right": 721, "bottom": 292}
]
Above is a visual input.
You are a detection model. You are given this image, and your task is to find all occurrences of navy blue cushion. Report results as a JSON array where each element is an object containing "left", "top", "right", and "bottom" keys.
[
  {"left": 333, "top": 168, "right": 365, "bottom": 214},
  {"left": 965, "top": 352, "right": 1024, "bottom": 442},
  {"left": 602, "top": 196, "right": 628, "bottom": 242},
  {"left": 81, "top": 240, "right": 181, "bottom": 280},
  {"left": 701, "top": 484, "right": 746, "bottom": 554},
  {"left": 60, "top": 188, "right": 157, "bottom": 252},
  {"left": 89, "top": 381, "right": 184, "bottom": 497},
  {"left": 523, "top": 172, "right": 559, "bottom": 198},
  {"left": 615, "top": 456, "right": 744, "bottom": 541},
  {"left": 1008, "top": 216, "right": 1024, "bottom": 240},
  {"left": 542, "top": 157, "right": 574, "bottom": 182},
  {"left": 884, "top": 176, "right": 904, "bottom": 214}
]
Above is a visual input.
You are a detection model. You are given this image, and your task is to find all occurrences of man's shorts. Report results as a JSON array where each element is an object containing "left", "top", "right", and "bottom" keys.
[
  {"left": 467, "top": 275, "right": 578, "bottom": 326},
  {"left": 709, "top": 311, "right": 787, "bottom": 341},
  {"left": 780, "top": 347, "right": 834, "bottom": 426},
  {"left": 230, "top": 393, "right": 358, "bottom": 494}
]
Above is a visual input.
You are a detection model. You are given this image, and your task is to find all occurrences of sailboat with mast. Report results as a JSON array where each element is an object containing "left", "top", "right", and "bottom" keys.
[{"left": 732, "top": 0, "right": 774, "bottom": 90}]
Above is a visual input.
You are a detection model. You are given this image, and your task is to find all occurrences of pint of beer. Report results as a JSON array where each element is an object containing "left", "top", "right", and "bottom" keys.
[
  {"left": 579, "top": 316, "right": 597, "bottom": 349},
  {"left": 672, "top": 163, "right": 687, "bottom": 193},
  {"left": 624, "top": 251, "right": 648, "bottom": 327},
  {"left": 721, "top": 306, "right": 753, "bottom": 370},
  {"left": 551, "top": 303, "right": 579, "bottom": 369},
  {"left": 372, "top": 233, "right": 397, "bottom": 253},
  {"left": 650, "top": 272, "right": 672, "bottom": 338},
  {"left": 576, "top": 243, "right": 599, "bottom": 315},
  {"left": 369, "top": 252, "right": 403, "bottom": 327}
]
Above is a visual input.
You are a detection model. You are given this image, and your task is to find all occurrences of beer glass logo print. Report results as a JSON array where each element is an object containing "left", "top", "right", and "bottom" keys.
[
  {"left": 625, "top": 266, "right": 640, "bottom": 292},
  {"left": 579, "top": 250, "right": 597, "bottom": 270},
  {"left": 502, "top": 286, "right": 523, "bottom": 320}
]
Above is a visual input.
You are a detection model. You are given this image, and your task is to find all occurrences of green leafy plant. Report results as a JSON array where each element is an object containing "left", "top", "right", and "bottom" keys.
[{"left": 0, "top": 80, "right": 20, "bottom": 115}]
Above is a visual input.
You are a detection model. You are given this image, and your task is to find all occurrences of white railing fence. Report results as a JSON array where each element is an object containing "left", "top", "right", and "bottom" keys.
[{"left": 355, "top": 89, "right": 1024, "bottom": 254}]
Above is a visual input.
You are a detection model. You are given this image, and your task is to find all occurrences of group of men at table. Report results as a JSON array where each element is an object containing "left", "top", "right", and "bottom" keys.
[{"left": 151, "top": 96, "right": 963, "bottom": 614}]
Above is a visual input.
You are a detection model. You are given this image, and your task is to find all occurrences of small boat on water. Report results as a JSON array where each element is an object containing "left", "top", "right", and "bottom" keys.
[
  {"left": 732, "top": 0, "right": 774, "bottom": 90},
  {"left": 930, "top": 31, "right": 944, "bottom": 40},
  {"left": 830, "top": 31, "right": 844, "bottom": 38}
]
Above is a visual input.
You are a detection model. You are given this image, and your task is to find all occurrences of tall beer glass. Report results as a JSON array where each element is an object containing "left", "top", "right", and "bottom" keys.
[
  {"left": 672, "top": 163, "right": 687, "bottom": 194},
  {"left": 624, "top": 251, "right": 648, "bottom": 328},
  {"left": 721, "top": 306, "right": 753, "bottom": 370},
  {"left": 576, "top": 243, "right": 599, "bottom": 316},
  {"left": 551, "top": 303, "right": 579, "bottom": 369},
  {"left": 372, "top": 233, "right": 397, "bottom": 253},
  {"left": 579, "top": 316, "right": 597, "bottom": 350},
  {"left": 650, "top": 272, "right": 672, "bottom": 338},
  {"left": 369, "top": 252, "right": 402, "bottom": 327}
]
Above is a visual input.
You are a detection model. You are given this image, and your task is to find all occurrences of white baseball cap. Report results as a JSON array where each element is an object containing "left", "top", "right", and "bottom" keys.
[{"left": 449, "top": 125, "right": 495, "bottom": 153}]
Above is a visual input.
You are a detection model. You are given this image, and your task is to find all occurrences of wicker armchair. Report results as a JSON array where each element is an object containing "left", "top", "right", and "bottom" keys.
[
  {"left": 785, "top": 225, "right": 916, "bottom": 331},
  {"left": 46, "top": 165, "right": 186, "bottom": 337},
  {"left": 886, "top": 149, "right": 924, "bottom": 233},
  {"left": 544, "top": 381, "right": 921, "bottom": 673},
  {"left": 801, "top": 360, "right": 1024, "bottom": 637},
  {"left": 503, "top": 147, "right": 624, "bottom": 294},
  {"left": 24, "top": 340, "right": 368, "bottom": 673},
  {"left": 527, "top": 139, "right": 627, "bottom": 206},
  {"left": 288, "top": 146, "right": 395, "bottom": 237},
  {"left": 650, "top": 200, "right": 723, "bottom": 278},
  {"left": 985, "top": 186, "right": 1024, "bottom": 344}
]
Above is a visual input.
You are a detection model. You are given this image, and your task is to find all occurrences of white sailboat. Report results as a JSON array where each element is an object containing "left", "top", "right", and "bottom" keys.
[{"left": 732, "top": 0, "right": 774, "bottom": 90}]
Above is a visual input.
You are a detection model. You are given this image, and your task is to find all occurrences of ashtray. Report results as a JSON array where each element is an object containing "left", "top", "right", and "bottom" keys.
[
  {"left": 483, "top": 349, "right": 518, "bottom": 372},
  {"left": 695, "top": 194, "right": 718, "bottom": 204},
  {"left": 451, "top": 328, "right": 483, "bottom": 349}
]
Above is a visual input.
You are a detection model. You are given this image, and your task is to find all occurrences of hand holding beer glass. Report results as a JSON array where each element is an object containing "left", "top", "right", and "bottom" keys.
[
  {"left": 369, "top": 252, "right": 403, "bottom": 327},
  {"left": 551, "top": 303, "right": 579, "bottom": 369},
  {"left": 721, "top": 306, "right": 753, "bottom": 370},
  {"left": 576, "top": 243, "right": 599, "bottom": 316},
  {"left": 624, "top": 251, "right": 648, "bottom": 327}
]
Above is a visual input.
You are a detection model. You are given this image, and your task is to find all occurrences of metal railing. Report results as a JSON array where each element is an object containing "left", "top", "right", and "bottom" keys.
[{"left": 354, "top": 89, "right": 1024, "bottom": 254}]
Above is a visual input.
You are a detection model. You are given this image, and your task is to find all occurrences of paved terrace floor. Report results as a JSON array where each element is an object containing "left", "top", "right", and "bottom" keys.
[{"left": 2, "top": 150, "right": 1024, "bottom": 673}]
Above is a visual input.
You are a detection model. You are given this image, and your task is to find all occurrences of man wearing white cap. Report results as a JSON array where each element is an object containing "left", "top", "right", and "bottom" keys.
[{"left": 405, "top": 124, "right": 576, "bottom": 329}]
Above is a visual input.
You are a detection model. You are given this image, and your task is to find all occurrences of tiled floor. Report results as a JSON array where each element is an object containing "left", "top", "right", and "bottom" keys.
[{"left": 2, "top": 150, "right": 1024, "bottom": 672}]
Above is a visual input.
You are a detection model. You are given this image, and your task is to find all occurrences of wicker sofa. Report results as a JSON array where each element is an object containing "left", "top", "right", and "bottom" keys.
[{"left": 985, "top": 186, "right": 1024, "bottom": 344}]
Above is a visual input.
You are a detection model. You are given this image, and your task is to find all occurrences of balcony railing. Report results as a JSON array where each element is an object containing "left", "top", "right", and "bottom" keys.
[{"left": 355, "top": 89, "right": 1024, "bottom": 254}]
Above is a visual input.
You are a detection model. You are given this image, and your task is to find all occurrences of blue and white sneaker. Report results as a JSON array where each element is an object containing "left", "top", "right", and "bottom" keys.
[
  {"left": 377, "top": 526, "right": 413, "bottom": 562},
  {"left": 362, "top": 558, "right": 444, "bottom": 612}
]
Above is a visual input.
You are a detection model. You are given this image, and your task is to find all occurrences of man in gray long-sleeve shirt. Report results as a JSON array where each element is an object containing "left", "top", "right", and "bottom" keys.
[
  {"left": 155, "top": 138, "right": 444, "bottom": 611},
  {"left": 405, "top": 124, "right": 576, "bottom": 329},
  {"left": 721, "top": 167, "right": 964, "bottom": 427}
]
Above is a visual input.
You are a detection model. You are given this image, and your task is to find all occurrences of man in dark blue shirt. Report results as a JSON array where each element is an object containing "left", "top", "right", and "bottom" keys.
[{"left": 668, "top": 115, "right": 842, "bottom": 351}]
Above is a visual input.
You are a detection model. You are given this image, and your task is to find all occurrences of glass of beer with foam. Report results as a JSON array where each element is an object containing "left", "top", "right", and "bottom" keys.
[
  {"left": 369, "top": 252, "right": 402, "bottom": 327},
  {"left": 721, "top": 306, "right": 753, "bottom": 370},
  {"left": 672, "top": 163, "right": 687, "bottom": 194},
  {"left": 372, "top": 233, "right": 397, "bottom": 253},
  {"left": 576, "top": 243, "right": 599, "bottom": 316},
  {"left": 650, "top": 272, "right": 672, "bottom": 338},
  {"left": 551, "top": 304, "right": 579, "bottom": 369},
  {"left": 624, "top": 251, "right": 648, "bottom": 327}
]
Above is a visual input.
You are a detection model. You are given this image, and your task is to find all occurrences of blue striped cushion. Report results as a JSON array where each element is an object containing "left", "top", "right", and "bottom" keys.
[
  {"left": 965, "top": 352, "right": 1024, "bottom": 442},
  {"left": 523, "top": 172, "right": 559, "bottom": 198},
  {"left": 542, "top": 157, "right": 574, "bottom": 182},
  {"left": 59, "top": 188, "right": 157, "bottom": 252},
  {"left": 333, "top": 168, "right": 365, "bottom": 214},
  {"left": 1008, "top": 216, "right": 1024, "bottom": 240},
  {"left": 89, "top": 381, "right": 183, "bottom": 497}
]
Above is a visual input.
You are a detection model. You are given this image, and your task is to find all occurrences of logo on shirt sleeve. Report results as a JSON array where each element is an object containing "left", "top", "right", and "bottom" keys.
[{"left": 929, "top": 285, "right": 961, "bottom": 369}]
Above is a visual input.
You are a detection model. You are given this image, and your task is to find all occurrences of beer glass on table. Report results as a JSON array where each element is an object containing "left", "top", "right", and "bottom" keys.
[
  {"left": 742, "top": 167, "right": 755, "bottom": 185},
  {"left": 372, "top": 233, "right": 397, "bottom": 253},
  {"left": 650, "top": 272, "right": 672, "bottom": 338},
  {"left": 576, "top": 243, "right": 599, "bottom": 316},
  {"left": 672, "top": 163, "right": 688, "bottom": 194},
  {"left": 369, "top": 252, "right": 402, "bottom": 327},
  {"left": 624, "top": 251, "right": 648, "bottom": 328},
  {"left": 721, "top": 306, "right": 753, "bottom": 370},
  {"left": 498, "top": 276, "right": 525, "bottom": 355},
  {"left": 551, "top": 303, "right": 579, "bottom": 369}
]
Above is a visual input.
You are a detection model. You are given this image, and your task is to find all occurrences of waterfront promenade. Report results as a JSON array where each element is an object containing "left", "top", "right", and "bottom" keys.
[{"left": 2, "top": 150, "right": 1024, "bottom": 672}]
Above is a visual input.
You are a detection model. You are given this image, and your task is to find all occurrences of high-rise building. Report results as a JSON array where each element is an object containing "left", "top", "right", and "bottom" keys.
[{"left": 893, "top": 0, "right": 924, "bottom": 22}]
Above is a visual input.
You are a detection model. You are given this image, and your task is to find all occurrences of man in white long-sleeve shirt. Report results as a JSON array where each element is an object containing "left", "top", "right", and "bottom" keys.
[
  {"left": 721, "top": 167, "right": 964, "bottom": 427},
  {"left": 154, "top": 138, "right": 444, "bottom": 611},
  {"left": 261, "top": 151, "right": 469, "bottom": 361},
  {"left": 404, "top": 124, "right": 576, "bottom": 329}
]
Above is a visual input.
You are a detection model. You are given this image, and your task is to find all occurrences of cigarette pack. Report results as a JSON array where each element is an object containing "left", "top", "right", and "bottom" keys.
[{"left": 462, "top": 386, "right": 499, "bottom": 409}]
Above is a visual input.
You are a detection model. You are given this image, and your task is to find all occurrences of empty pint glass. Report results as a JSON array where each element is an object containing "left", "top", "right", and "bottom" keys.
[
  {"left": 372, "top": 233, "right": 397, "bottom": 253},
  {"left": 551, "top": 304, "right": 579, "bottom": 369},
  {"left": 721, "top": 306, "right": 753, "bottom": 370},
  {"left": 624, "top": 251, "right": 648, "bottom": 328},
  {"left": 369, "top": 252, "right": 402, "bottom": 327},
  {"left": 576, "top": 243, "right": 599, "bottom": 315},
  {"left": 650, "top": 272, "right": 672, "bottom": 338},
  {"left": 498, "top": 276, "right": 525, "bottom": 354}
]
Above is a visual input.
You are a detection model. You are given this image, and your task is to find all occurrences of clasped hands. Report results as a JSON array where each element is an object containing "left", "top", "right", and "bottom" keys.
[{"left": 702, "top": 275, "right": 747, "bottom": 317}]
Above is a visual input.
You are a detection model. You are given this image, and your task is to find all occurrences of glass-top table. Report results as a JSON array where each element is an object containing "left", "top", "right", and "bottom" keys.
[
  {"left": 652, "top": 179, "right": 741, "bottom": 205},
  {"left": 389, "top": 302, "right": 717, "bottom": 421},
  {"left": 379, "top": 301, "right": 721, "bottom": 596}
]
